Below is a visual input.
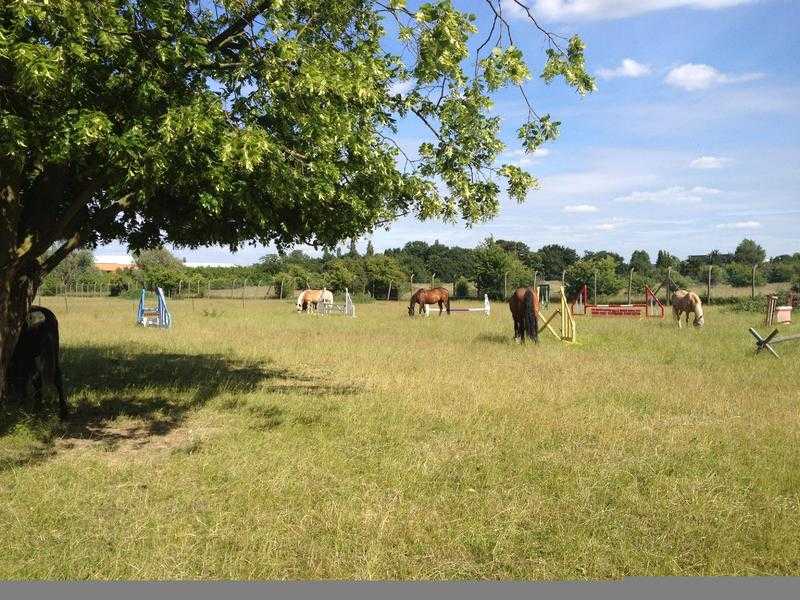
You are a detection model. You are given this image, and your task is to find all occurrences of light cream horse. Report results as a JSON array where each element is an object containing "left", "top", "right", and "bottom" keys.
[
  {"left": 671, "top": 289, "right": 705, "bottom": 328},
  {"left": 296, "top": 288, "right": 334, "bottom": 313}
]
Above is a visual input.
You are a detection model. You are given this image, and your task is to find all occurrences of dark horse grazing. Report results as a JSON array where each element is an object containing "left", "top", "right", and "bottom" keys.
[
  {"left": 508, "top": 287, "right": 540, "bottom": 344},
  {"left": 7, "top": 306, "right": 68, "bottom": 418},
  {"left": 408, "top": 287, "right": 450, "bottom": 316}
]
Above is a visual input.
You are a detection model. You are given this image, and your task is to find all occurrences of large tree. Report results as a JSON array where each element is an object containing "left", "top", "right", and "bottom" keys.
[
  {"left": 733, "top": 239, "right": 766, "bottom": 265},
  {"left": 0, "top": 0, "right": 593, "bottom": 390}
]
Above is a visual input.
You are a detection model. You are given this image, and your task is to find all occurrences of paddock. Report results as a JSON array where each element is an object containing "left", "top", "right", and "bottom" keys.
[{"left": 1, "top": 296, "right": 798, "bottom": 579}]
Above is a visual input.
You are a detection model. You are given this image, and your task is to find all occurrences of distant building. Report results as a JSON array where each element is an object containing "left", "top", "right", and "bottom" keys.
[
  {"left": 94, "top": 254, "right": 135, "bottom": 272},
  {"left": 687, "top": 253, "right": 735, "bottom": 264},
  {"left": 184, "top": 261, "right": 237, "bottom": 268}
]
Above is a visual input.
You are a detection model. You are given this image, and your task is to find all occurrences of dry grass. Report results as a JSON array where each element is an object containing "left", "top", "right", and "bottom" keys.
[{"left": 1, "top": 296, "right": 799, "bottom": 579}]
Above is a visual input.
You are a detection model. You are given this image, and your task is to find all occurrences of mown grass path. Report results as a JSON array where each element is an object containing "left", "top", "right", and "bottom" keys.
[{"left": 1, "top": 297, "right": 798, "bottom": 579}]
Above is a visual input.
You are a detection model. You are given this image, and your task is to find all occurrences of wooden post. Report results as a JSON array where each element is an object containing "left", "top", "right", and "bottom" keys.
[
  {"left": 707, "top": 266, "right": 712, "bottom": 305},
  {"left": 386, "top": 281, "right": 392, "bottom": 300},
  {"left": 279, "top": 280, "right": 283, "bottom": 299},
  {"left": 242, "top": 278, "right": 247, "bottom": 308},
  {"left": 504, "top": 271, "right": 508, "bottom": 299},
  {"left": 63, "top": 283, "right": 69, "bottom": 313},
  {"left": 561, "top": 270, "right": 566, "bottom": 287},
  {"left": 752, "top": 264, "right": 757, "bottom": 299},
  {"left": 533, "top": 271, "right": 537, "bottom": 293},
  {"left": 666, "top": 267, "right": 672, "bottom": 305},
  {"left": 593, "top": 272, "right": 597, "bottom": 305},
  {"left": 628, "top": 268, "right": 634, "bottom": 304},
  {"left": 431, "top": 273, "right": 435, "bottom": 289}
]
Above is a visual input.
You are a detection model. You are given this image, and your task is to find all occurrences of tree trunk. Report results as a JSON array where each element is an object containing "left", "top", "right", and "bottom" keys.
[{"left": 0, "top": 260, "right": 41, "bottom": 400}]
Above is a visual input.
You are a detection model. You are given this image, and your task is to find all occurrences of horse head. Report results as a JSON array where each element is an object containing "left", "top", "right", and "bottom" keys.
[{"left": 693, "top": 299, "right": 705, "bottom": 327}]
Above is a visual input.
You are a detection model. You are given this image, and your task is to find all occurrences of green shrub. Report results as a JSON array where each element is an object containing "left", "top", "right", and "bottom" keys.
[{"left": 454, "top": 276, "right": 471, "bottom": 299}]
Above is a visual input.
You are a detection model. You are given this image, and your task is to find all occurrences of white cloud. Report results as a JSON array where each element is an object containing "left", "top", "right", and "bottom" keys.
[
  {"left": 614, "top": 185, "right": 721, "bottom": 205},
  {"left": 592, "top": 222, "right": 617, "bottom": 231},
  {"left": 389, "top": 79, "right": 415, "bottom": 97},
  {"left": 527, "top": 0, "right": 758, "bottom": 21},
  {"left": 716, "top": 220, "right": 761, "bottom": 229},
  {"left": 665, "top": 63, "right": 764, "bottom": 91},
  {"left": 501, "top": 147, "right": 550, "bottom": 167},
  {"left": 690, "top": 156, "right": 731, "bottom": 169},
  {"left": 597, "top": 59, "right": 651, "bottom": 79},
  {"left": 563, "top": 204, "right": 599, "bottom": 213}
]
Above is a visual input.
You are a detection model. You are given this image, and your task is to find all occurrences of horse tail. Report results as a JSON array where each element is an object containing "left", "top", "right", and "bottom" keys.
[{"left": 524, "top": 288, "right": 538, "bottom": 343}]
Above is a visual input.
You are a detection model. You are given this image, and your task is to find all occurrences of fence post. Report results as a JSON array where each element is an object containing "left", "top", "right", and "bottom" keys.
[
  {"left": 628, "top": 268, "right": 634, "bottom": 304},
  {"left": 386, "top": 281, "right": 392, "bottom": 300},
  {"left": 666, "top": 267, "right": 672, "bottom": 305},
  {"left": 752, "top": 264, "right": 757, "bottom": 299},
  {"left": 503, "top": 271, "right": 508, "bottom": 299},
  {"left": 242, "top": 278, "right": 248, "bottom": 307},
  {"left": 593, "top": 271, "right": 597, "bottom": 305},
  {"left": 707, "top": 266, "right": 712, "bottom": 305}
]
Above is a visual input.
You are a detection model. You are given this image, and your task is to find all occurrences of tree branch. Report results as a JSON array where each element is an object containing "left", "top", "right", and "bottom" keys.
[{"left": 206, "top": 0, "right": 276, "bottom": 52}]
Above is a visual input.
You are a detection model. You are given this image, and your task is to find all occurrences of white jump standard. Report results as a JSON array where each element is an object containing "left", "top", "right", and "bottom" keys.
[
  {"left": 425, "top": 294, "right": 491, "bottom": 317},
  {"left": 318, "top": 288, "right": 356, "bottom": 317}
]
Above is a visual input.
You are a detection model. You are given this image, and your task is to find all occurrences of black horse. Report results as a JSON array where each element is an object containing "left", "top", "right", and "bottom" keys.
[{"left": 7, "top": 306, "right": 68, "bottom": 418}]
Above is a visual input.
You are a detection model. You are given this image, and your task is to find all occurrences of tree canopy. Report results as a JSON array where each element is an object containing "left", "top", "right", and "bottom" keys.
[{"left": 2, "top": 0, "right": 593, "bottom": 277}]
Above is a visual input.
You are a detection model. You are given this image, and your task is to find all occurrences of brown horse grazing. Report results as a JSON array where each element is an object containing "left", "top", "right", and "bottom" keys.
[
  {"left": 508, "top": 287, "right": 540, "bottom": 344},
  {"left": 408, "top": 287, "right": 450, "bottom": 316},
  {"left": 7, "top": 306, "right": 68, "bottom": 418}
]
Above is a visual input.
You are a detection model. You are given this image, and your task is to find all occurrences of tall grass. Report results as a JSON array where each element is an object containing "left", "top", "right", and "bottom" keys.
[{"left": 1, "top": 297, "right": 798, "bottom": 579}]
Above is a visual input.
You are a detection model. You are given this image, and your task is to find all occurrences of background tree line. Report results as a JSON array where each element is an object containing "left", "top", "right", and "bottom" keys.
[{"left": 41, "top": 238, "right": 800, "bottom": 302}]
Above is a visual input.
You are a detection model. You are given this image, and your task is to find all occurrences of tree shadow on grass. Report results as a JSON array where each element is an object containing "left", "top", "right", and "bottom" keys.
[{"left": 0, "top": 344, "right": 360, "bottom": 470}]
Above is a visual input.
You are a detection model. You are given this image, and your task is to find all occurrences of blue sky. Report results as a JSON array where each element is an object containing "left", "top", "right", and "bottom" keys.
[{"left": 98, "top": 0, "right": 800, "bottom": 264}]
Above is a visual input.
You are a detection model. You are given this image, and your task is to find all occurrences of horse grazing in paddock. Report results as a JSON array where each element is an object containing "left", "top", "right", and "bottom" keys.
[
  {"left": 7, "top": 306, "right": 68, "bottom": 418},
  {"left": 408, "top": 287, "right": 450, "bottom": 316},
  {"left": 671, "top": 289, "right": 705, "bottom": 328},
  {"left": 296, "top": 289, "right": 332, "bottom": 313},
  {"left": 508, "top": 287, "right": 540, "bottom": 344}
]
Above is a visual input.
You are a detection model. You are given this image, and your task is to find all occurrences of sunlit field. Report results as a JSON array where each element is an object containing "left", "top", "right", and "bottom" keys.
[{"left": 1, "top": 296, "right": 799, "bottom": 579}]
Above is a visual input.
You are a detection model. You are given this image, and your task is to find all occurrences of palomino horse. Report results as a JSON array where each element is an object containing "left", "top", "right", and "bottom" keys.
[
  {"left": 508, "top": 287, "right": 540, "bottom": 343},
  {"left": 296, "top": 289, "right": 332, "bottom": 313},
  {"left": 671, "top": 289, "right": 705, "bottom": 328},
  {"left": 408, "top": 287, "right": 450, "bottom": 316}
]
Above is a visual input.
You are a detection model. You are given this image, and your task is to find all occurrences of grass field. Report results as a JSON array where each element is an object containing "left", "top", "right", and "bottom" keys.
[{"left": 1, "top": 296, "right": 799, "bottom": 579}]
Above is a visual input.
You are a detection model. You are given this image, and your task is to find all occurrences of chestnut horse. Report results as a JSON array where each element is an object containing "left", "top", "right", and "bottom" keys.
[
  {"left": 508, "top": 287, "right": 540, "bottom": 343},
  {"left": 408, "top": 287, "right": 450, "bottom": 316}
]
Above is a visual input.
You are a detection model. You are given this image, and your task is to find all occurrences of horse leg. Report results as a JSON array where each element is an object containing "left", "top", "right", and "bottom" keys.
[
  {"left": 438, "top": 300, "right": 444, "bottom": 316},
  {"left": 31, "top": 357, "right": 44, "bottom": 409},
  {"left": 54, "top": 360, "right": 68, "bottom": 419}
]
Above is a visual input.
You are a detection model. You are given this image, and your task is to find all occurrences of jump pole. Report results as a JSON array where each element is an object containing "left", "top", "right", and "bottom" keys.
[{"left": 424, "top": 294, "right": 490, "bottom": 317}]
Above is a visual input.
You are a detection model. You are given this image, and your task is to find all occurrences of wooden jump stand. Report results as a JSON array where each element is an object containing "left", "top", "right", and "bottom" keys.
[
  {"left": 752, "top": 294, "right": 796, "bottom": 358},
  {"left": 749, "top": 327, "right": 800, "bottom": 358},
  {"left": 571, "top": 284, "right": 664, "bottom": 319},
  {"left": 536, "top": 286, "right": 576, "bottom": 343}
]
